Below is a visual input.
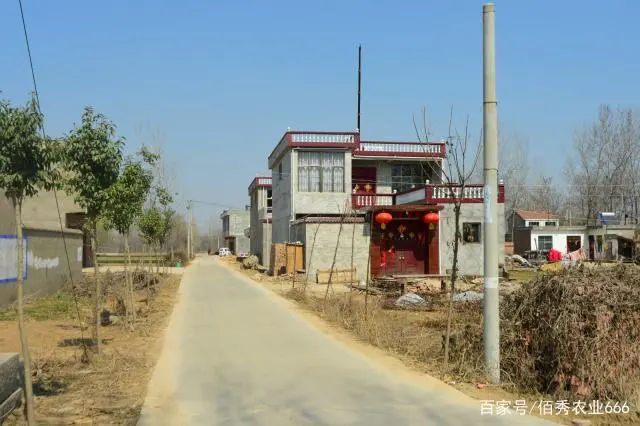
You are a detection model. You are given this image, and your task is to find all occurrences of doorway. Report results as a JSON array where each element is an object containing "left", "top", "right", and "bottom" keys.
[
  {"left": 588, "top": 235, "right": 595, "bottom": 260},
  {"left": 567, "top": 236, "right": 581, "bottom": 253}
]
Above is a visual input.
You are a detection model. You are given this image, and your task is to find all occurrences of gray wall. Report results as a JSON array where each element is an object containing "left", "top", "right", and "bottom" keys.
[
  {"left": 0, "top": 196, "right": 83, "bottom": 308},
  {"left": 249, "top": 187, "right": 270, "bottom": 260},
  {"left": 297, "top": 221, "right": 370, "bottom": 283},
  {"left": 439, "top": 203, "right": 506, "bottom": 276},
  {"left": 221, "top": 209, "right": 250, "bottom": 254},
  {"left": 22, "top": 190, "right": 84, "bottom": 229},
  {"left": 272, "top": 151, "right": 292, "bottom": 243}
]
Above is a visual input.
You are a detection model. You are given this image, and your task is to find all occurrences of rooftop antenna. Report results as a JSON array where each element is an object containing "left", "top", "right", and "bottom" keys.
[{"left": 357, "top": 44, "right": 362, "bottom": 133}]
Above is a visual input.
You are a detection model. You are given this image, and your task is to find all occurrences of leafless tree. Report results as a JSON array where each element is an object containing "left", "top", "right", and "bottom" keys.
[
  {"left": 566, "top": 105, "right": 640, "bottom": 224},
  {"left": 414, "top": 107, "right": 481, "bottom": 368}
]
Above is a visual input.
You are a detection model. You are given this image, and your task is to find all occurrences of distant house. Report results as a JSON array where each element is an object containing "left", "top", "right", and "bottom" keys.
[
  {"left": 247, "top": 176, "right": 272, "bottom": 266},
  {"left": 220, "top": 208, "right": 250, "bottom": 255},
  {"left": 505, "top": 210, "right": 559, "bottom": 242},
  {"left": 513, "top": 222, "right": 637, "bottom": 260}
]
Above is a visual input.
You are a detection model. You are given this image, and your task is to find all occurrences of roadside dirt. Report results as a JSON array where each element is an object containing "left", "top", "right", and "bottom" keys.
[
  {"left": 220, "top": 255, "right": 638, "bottom": 426},
  {"left": 0, "top": 272, "right": 181, "bottom": 425}
]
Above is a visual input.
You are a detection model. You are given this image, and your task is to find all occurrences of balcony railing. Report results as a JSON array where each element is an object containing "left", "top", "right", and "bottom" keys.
[
  {"left": 426, "top": 184, "right": 505, "bottom": 204},
  {"left": 268, "top": 131, "right": 360, "bottom": 169},
  {"left": 352, "top": 193, "right": 395, "bottom": 208},
  {"left": 248, "top": 175, "right": 273, "bottom": 195},
  {"left": 356, "top": 184, "right": 506, "bottom": 208},
  {"left": 353, "top": 141, "right": 446, "bottom": 158}
]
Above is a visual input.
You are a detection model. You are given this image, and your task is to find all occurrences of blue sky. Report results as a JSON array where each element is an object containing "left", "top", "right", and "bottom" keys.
[{"left": 2, "top": 1, "right": 639, "bottom": 229}]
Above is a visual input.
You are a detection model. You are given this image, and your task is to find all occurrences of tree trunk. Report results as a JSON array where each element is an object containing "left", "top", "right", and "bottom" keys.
[
  {"left": 324, "top": 207, "right": 346, "bottom": 304},
  {"left": 15, "top": 201, "right": 35, "bottom": 425},
  {"left": 349, "top": 214, "right": 356, "bottom": 301},
  {"left": 145, "top": 244, "right": 150, "bottom": 306},
  {"left": 124, "top": 233, "right": 135, "bottom": 324},
  {"left": 92, "top": 222, "right": 101, "bottom": 353},
  {"left": 364, "top": 216, "right": 373, "bottom": 317},
  {"left": 443, "top": 203, "right": 461, "bottom": 368}
]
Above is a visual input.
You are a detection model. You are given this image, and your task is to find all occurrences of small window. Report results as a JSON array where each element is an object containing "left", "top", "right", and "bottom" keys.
[
  {"left": 463, "top": 223, "right": 481, "bottom": 243},
  {"left": 528, "top": 221, "right": 540, "bottom": 227},
  {"left": 278, "top": 163, "right": 283, "bottom": 180},
  {"left": 544, "top": 221, "right": 556, "bottom": 226},
  {"left": 537, "top": 235, "right": 553, "bottom": 250}
]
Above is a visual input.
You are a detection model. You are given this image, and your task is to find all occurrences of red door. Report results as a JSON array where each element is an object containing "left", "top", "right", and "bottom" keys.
[{"left": 371, "top": 218, "right": 427, "bottom": 277}]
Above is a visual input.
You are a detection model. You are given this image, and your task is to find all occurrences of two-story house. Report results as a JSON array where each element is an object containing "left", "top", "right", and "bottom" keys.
[
  {"left": 267, "top": 130, "right": 505, "bottom": 282},
  {"left": 247, "top": 176, "right": 272, "bottom": 266},
  {"left": 220, "top": 207, "right": 250, "bottom": 255}
]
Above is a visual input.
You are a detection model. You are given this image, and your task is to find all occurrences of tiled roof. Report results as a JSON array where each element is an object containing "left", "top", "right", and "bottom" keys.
[{"left": 515, "top": 210, "right": 559, "bottom": 220}]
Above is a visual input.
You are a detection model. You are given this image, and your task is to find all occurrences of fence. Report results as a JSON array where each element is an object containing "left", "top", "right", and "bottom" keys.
[{"left": 96, "top": 252, "right": 170, "bottom": 265}]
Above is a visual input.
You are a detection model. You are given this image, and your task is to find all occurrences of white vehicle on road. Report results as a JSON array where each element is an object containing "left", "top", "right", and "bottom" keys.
[{"left": 218, "top": 248, "right": 231, "bottom": 256}]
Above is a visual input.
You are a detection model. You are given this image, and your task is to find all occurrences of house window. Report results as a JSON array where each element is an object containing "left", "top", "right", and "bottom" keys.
[
  {"left": 463, "top": 222, "right": 481, "bottom": 243},
  {"left": 391, "top": 164, "right": 432, "bottom": 193},
  {"left": 278, "top": 163, "right": 282, "bottom": 180},
  {"left": 298, "top": 151, "right": 345, "bottom": 192},
  {"left": 537, "top": 235, "right": 553, "bottom": 250},
  {"left": 267, "top": 189, "right": 272, "bottom": 211},
  {"left": 528, "top": 221, "right": 540, "bottom": 227},
  {"left": 597, "top": 235, "right": 603, "bottom": 252},
  {"left": 567, "top": 236, "right": 581, "bottom": 252},
  {"left": 544, "top": 221, "right": 556, "bottom": 226}
]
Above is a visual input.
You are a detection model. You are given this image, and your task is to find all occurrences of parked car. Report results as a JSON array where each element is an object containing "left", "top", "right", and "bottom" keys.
[{"left": 219, "top": 248, "right": 231, "bottom": 256}]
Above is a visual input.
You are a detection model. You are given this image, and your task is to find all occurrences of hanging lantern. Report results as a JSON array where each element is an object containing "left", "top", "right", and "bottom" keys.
[
  {"left": 423, "top": 211, "right": 439, "bottom": 230},
  {"left": 375, "top": 211, "right": 393, "bottom": 229}
]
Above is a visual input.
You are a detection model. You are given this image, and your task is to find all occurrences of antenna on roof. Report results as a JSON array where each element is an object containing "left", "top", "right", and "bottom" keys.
[{"left": 357, "top": 44, "right": 362, "bottom": 133}]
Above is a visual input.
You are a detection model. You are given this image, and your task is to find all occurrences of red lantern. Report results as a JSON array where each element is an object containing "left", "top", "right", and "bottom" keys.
[
  {"left": 423, "top": 212, "right": 439, "bottom": 230},
  {"left": 375, "top": 211, "right": 393, "bottom": 230}
]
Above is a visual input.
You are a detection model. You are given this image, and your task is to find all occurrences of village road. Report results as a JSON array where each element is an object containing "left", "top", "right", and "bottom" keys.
[{"left": 138, "top": 256, "right": 556, "bottom": 426}]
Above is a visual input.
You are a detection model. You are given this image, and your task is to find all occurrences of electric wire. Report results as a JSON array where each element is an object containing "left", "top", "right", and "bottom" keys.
[{"left": 17, "top": 0, "right": 89, "bottom": 359}]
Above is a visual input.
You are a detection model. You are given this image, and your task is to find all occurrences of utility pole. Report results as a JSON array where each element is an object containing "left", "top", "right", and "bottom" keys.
[
  {"left": 482, "top": 2, "right": 500, "bottom": 384},
  {"left": 186, "top": 200, "right": 192, "bottom": 259}
]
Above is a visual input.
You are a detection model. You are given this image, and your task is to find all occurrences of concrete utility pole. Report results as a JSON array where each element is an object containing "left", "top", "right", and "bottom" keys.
[
  {"left": 482, "top": 2, "right": 500, "bottom": 384},
  {"left": 187, "top": 201, "right": 192, "bottom": 259}
]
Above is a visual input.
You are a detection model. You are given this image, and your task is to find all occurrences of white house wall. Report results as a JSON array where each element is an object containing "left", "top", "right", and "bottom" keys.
[
  {"left": 439, "top": 203, "right": 506, "bottom": 276},
  {"left": 529, "top": 230, "right": 585, "bottom": 254}
]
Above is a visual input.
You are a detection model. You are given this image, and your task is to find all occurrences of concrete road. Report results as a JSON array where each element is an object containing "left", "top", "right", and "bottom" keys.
[{"left": 138, "top": 257, "right": 555, "bottom": 426}]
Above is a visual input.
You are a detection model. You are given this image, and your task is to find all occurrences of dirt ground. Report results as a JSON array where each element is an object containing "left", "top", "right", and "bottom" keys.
[
  {"left": 221, "top": 255, "right": 639, "bottom": 426},
  {"left": 0, "top": 271, "right": 181, "bottom": 425}
]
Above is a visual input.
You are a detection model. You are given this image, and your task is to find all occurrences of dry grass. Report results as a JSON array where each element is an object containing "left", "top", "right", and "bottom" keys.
[
  {"left": 498, "top": 265, "right": 640, "bottom": 406},
  {"left": 223, "top": 255, "right": 640, "bottom": 425},
  {"left": 1, "top": 270, "right": 181, "bottom": 425}
]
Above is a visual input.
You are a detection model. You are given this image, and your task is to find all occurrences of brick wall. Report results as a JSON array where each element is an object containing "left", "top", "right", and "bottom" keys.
[{"left": 301, "top": 222, "right": 370, "bottom": 283}]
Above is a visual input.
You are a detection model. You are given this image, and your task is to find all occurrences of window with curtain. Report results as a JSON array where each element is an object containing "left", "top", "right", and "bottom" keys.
[{"left": 298, "top": 151, "right": 345, "bottom": 192}]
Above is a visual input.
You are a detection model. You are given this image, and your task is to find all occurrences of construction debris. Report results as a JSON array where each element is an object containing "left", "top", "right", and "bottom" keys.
[{"left": 394, "top": 292, "right": 428, "bottom": 308}]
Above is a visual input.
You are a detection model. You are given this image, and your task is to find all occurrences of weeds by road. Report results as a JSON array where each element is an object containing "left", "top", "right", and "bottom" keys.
[
  {"left": 0, "top": 271, "right": 180, "bottom": 425},
  {"left": 221, "top": 255, "right": 638, "bottom": 426}
]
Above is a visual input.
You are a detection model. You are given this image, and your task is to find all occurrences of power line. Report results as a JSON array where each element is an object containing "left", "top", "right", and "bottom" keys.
[{"left": 17, "top": 0, "right": 88, "bottom": 359}]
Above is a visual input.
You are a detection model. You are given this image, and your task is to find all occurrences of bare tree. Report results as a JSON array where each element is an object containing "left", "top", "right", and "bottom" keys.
[
  {"left": 414, "top": 107, "right": 481, "bottom": 368},
  {"left": 566, "top": 105, "right": 639, "bottom": 224}
]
